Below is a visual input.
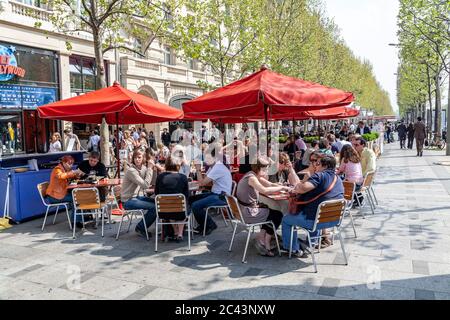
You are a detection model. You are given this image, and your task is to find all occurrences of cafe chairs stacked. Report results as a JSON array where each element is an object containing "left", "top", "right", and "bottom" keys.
[
  {"left": 37, "top": 182, "right": 72, "bottom": 231},
  {"left": 288, "top": 199, "right": 347, "bottom": 273},
  {"left": 225, "top": 195, "right": 281, "bottom": 264},
  {"left": 342, "top": 181, "right": 358, "bottom": 238},
  {"left": 154, "top": 194, "right": 191, "bottom": 252},
  {"left": 109, "top": 186, "right": 149, "bottom": 241},
  {"left": 72, "top": 187, "right": 109, "bottom": 239},
  {"left": 203, "top": 180, "right": 237, "bottom": 237}
]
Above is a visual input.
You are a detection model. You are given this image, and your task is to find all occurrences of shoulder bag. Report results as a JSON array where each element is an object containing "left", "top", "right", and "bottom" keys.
[{"left": 288, "top": 175, "right": 338, "bottom": 215}]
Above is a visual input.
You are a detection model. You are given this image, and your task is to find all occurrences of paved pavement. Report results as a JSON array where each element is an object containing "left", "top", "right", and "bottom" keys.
[{"left": 1, "top": 143, "right": 450, "bottom": 300}]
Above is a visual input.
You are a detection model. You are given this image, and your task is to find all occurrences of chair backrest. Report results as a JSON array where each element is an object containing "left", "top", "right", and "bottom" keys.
[
  {"left": 362, "top": 171, "right": 375, "bottom": 188},
  {"left": 37, "top": 182, "right": 49, "bottom": 206},
  {"left": 72, "top": 188, "right": 101, "bottom": 210},
  {"left": 109, "top": 185, "right": 122, "bottom": 208},
  {"left": 231, "top": 180, "right": 237, "bottom": 197},
  {"left": 342, "top": 181, "right": 356, "bottom": 202},
  {"left": 311, "top": 199, "right": 346, "bottom": 232},
  {"left": 155, "top": 194, "right": 187, "bottom": 220},
  {"left": 225, "top": 195, "right": 246, "bottom": 224}
]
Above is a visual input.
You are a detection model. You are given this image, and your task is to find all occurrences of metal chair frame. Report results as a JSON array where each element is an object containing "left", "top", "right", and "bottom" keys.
[
  {"left": 203, "top": 181, "right": 237, "bottom": 236},
  {"left": 225, "top": 195, "right": 281, "bottom": 263},
  {"left": 110, "top": 186, "right": 149, "bottom": 241},
  {"left": 37, "top": 182, "right": 72, "bottom": 231},
  {"left": 342, "top": 181, "right": 358, "bottom": 238},
  {"left": 154, "top": 194, "right": 191, "bottom": 252},
  {"left": 71, "top": 187, "right": 110, "bottom": 239},
  {"left": 288, "top": 199, "right": 348, "bottom": 273}
]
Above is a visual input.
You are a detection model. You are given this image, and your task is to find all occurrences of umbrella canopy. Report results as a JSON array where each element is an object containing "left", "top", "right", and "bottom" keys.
[
  {"left": 184, "top": 105, "right": 359, "bottom": 123},
  {"left": 38, "top": 82, "right": 183, "bottom": 124},
  {"left": 183, "top": 66, "right": 354, "bottom": 120}
]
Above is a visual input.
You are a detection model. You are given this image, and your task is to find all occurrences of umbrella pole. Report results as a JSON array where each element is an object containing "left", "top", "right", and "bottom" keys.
[
  {"left": 264, "top": 104, "right": 269, "bottom": 153},
  {"left": 116, "top": 113, "right": 120, "bottom": 179}
]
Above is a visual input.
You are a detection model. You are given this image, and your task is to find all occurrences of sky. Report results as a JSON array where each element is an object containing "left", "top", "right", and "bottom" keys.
[{"left": 324, "top": 0, "right": 400, "bottom": 114}]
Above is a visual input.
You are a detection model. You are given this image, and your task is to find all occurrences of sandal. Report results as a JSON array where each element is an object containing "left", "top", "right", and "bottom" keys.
[
  {"left": 255, "top": 241, "right": 270, "bottom": 256},
  {"left": 320, "top": 237, "right": 333, "bottom": 248}
]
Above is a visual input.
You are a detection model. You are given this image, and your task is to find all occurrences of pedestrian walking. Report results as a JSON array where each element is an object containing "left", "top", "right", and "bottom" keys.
[
  {"left": 396, "top": 121, "right": 407, "bottom": 149},
  {"left": 414, "top": 117, "right": 426, "bottom": 157},
  {"left": 407, "top": 123, "right": 414, "bottom": 149}
]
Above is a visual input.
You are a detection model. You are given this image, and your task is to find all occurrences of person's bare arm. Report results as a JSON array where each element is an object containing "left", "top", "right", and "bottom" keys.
[
  {"left": 259, "top": 176, "right": 279, "bottom": 187},
  {"left": 294, "top": 180, "right": 316, "bottom": 194},
  {"left": 248, "top": 176, "right": 289, "bottom": 195}
]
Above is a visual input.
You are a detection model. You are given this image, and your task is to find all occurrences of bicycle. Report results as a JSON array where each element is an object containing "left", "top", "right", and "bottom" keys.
[{"left": 426, "top": 132, "right": 446, "bottom": 150}]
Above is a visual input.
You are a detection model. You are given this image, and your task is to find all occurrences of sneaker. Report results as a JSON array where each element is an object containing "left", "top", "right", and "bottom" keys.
[
  {"left": 280, "top": 247, "right": 305, "bottom": 258},
  {"left": 204, "top": 224, "right": 217, "bottom": 236}
]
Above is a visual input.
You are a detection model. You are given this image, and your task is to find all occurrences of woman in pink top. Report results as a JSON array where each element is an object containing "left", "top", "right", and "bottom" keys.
[{"left": 337, "top": 145, "right": 363, "bottom": 187}]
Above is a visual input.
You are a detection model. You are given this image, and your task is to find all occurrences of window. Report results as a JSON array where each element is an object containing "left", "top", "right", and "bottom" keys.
[
  {"left": 14, "top": 48, "right": 57, "bottom": 84},
  {"left": 163, "top": 4, "right": 174, "bottom": 30},
  {"left": 163, "top": 46, "right": 175, "bottom": 65},
  {"left": 16, "top": 0, "right": 50, "bottom": 9},
  {"left": 69, "top": 56, "right": 106, "bottom": 93},
  {"left": 133, "top": 38, "right": 143, "bottom": 58},
  {"left": 188, "top": 59, "right": 199, "bottom": 71},
  {"left": 0, "top": 112, "right": 23, "bottom": 155}
]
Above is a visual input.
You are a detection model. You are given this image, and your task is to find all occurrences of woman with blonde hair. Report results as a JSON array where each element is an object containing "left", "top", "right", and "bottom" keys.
[{"left": 49, "top": 132, "right": 62, "bottom": 153}]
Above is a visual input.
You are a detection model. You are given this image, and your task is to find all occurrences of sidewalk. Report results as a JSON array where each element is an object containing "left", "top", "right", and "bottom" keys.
[{"left": 1, "top": 143, "right": 450, "bottom": 300}]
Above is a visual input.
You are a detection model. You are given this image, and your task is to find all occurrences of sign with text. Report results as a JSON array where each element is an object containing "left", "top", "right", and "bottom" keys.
[
  {"left": 0, "top": 84, "right": 57, "bottom": 109},
  {"left": 0, "top": 45, "right": 26, "bottom": 81}
]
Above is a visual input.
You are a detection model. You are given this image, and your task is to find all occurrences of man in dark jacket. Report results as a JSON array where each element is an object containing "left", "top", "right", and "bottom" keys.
[
  {"left": 161, "top": 128, "right": 171, "bottom": 147},
  {"left": 414, "top": 117, "right": 426, "bottom": 157},
  {"left": 355, "top": 121, "right": 371, "bottom": 135},
  {"left": 396, "top": 121, "right": 407, "bottom": 149}
]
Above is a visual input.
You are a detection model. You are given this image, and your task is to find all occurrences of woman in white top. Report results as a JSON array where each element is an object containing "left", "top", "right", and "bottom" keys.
[{"left": 49, "top": 132, "right": 62, "bottom": 153}]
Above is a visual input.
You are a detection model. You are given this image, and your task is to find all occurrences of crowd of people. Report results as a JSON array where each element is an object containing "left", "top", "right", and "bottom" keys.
[{"left": 44, "top": 119, "right": 379, "bottom": 258}]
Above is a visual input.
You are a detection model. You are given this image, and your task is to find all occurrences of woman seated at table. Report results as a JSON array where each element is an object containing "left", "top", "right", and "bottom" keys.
[
  {"left": 156, "top": 143, "right": 170, "bottom": 163},
  {"left": 336, "top": 144, "right": 363, "bottom": 189},
  {"left": 172, "top": 145, "right": 191, "bottom": 177},
  {"left": 236, "top": 157, "right": 291, "bottom": 257},
  {"left": 45, "top": 155, "right": 84, "bottom": 224},
  {"left": 121, "top": 149, "right": 155, "bottom": 238},
  {"left": 268, "top": 152, "right": 300, "bottom": 186},
  {"left": 153, "top": 155, "right": 190, "bottom": 241},
  {"left": 297, "top": 151, "right": 322, "bottom": 181}
]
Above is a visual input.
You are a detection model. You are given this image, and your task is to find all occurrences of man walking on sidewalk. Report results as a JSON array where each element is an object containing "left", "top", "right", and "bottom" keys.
[
  {"left": 397, "top": 121, "right": 407, "bottom": 149},
  {"left": 414, "top": 117, "right": 426, "bottom": 157}
]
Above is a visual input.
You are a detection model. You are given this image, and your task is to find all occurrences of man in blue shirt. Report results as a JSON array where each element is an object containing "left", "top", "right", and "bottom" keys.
[{"left": 281, "top": 154, "right": 344, "bottom": 257}]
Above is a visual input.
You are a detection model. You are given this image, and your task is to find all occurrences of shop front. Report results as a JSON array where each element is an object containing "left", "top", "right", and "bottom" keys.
[{"left": 0, "top": 42, "right": 59, "bottom": 155}]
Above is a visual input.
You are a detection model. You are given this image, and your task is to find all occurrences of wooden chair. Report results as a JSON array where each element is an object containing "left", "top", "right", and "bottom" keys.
[
  {"left": 288, "top": 199, "right": 347, "bottom": 273},
  {"left": 342, "top": 181, "right": 358, "bottom": 238},
  {"left": 110, "top": 186, "right": 149, "bottom": 241},
  {"left": 225, "top": 195, "right": 281, "bottom": 263},
  {"left": 202, "top": 180, "right": 237, "bottom": 236},
  {"left": 37, "top": 182, "right": 72, "bottom": 231},
  {"left": 72, "top": 188, "right": 109, "bottom": 239},
  {"left": 154, "top": 194, "right": 191, "bottom": 252}
]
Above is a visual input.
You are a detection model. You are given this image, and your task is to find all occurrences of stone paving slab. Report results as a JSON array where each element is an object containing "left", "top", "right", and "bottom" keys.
[{"left": 1, "top": 144, "right": 450, "bottom": 300}]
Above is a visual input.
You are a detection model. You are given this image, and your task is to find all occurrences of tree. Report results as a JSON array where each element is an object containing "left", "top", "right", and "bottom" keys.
[{"left": 173, "top": 0, "right": 263, "bottom": 87}]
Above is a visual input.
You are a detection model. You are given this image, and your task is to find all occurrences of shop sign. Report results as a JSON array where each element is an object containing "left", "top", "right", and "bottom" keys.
[
  {"left": 0, "top": 84, "right": 56, "bottom": 109},
  {"left": 0, "top": 45, "right": 26, "bottom": 81}
]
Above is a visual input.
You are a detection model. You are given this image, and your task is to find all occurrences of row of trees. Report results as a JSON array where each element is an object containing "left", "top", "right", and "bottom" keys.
[
  {"left": 397, "top": 0, "right": 449, "bottom": 154},
  {"left": 43, "top": 0, "right": 394, "bottom": 162}
]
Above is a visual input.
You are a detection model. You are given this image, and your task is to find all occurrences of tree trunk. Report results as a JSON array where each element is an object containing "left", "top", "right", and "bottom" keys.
[
  {"left": 93, "top": 29, "right": 110, "bottom": 165},
  {"left": 426, "top": 65, "right": 433, "bottom": 132},
  {"left": 434, "top": 72, "right": 442, "bottom": 137}
]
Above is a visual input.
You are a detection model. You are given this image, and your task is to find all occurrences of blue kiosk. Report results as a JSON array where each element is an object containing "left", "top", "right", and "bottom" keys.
[{"left": 0, "top": 151, "right": 85, "bottom": 223}]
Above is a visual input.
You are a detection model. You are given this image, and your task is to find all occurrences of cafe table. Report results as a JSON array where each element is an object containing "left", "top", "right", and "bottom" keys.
[
  {"left": 67, "top": 178, "right": 122, "bottom": 190},
  {"left": 259, "top": 191, "right": 290, "bottom": 214}
]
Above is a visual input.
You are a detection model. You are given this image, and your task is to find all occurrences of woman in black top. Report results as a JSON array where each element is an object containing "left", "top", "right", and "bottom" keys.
[{"left": 155, "top": 156, "right": 190, "bottom": 241}]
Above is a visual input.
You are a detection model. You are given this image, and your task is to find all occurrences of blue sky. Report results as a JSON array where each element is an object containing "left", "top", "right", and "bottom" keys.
[{"left": 324, "top": 0, "right": 400, "bottom": 114}]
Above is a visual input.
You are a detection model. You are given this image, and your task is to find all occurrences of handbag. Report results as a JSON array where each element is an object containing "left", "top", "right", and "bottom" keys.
[
  {"left": 288, "top": 175, "right": 338, "bottom": 215},
  {"left": 424, "top": 139, "right": 429, "bottom": 147}
]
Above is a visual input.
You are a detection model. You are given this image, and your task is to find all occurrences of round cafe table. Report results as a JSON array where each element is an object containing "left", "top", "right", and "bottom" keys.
[
  {"left": 259, "top": 192, "right": 290, "bottom": 214},
  {"left": 67, "top": 178, "right": 122, "bottom": 190}
]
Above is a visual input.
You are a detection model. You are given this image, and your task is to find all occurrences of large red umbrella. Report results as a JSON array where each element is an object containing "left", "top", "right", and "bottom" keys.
[
  {"left": 38, "top": 82, "right": 183, "bottom": 124},
  {"left": 183, "top": 66, "right": 354, "bottom": 124},
  {"left": 38, "top": 82, "right": 184, "bottom": 177}
]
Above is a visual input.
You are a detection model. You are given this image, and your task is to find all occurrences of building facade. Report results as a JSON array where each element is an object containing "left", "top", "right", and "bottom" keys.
[{"left": 0, "top": 0, "right": 223, "bottom": 154}]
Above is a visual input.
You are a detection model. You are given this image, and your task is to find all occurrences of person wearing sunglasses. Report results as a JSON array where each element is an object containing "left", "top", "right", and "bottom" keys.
[
  {"left": 352, "top": 137, "right": 376, "bottom": 177},
  {"left": 281, "top": 154, "right": 344, "bottom": 256}
]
